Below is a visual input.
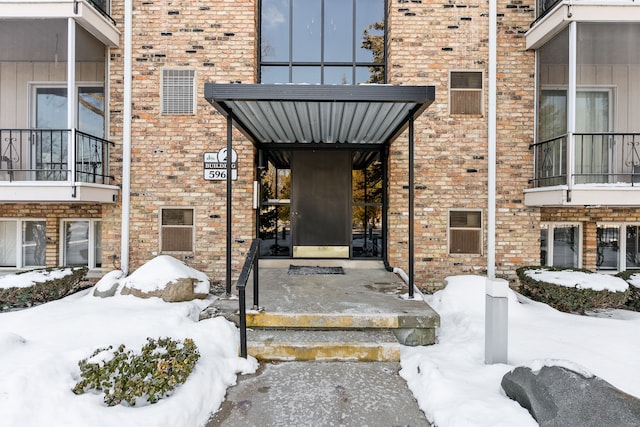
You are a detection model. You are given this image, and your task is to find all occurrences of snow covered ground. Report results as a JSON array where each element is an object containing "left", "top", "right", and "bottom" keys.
[
  {"left": 401, "top": 275, "right": 640, "bottom": 427},
  {"left": 0, "top": 265, "right": 639, "bottom": 427}
]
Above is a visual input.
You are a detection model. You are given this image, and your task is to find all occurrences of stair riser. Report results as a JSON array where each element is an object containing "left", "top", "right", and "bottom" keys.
[
  {"left": 248, "top": 343, "right": 401, "bottom": 362},
  {"left": 246, "top": 313, "right": 399, "bottom": 329}
]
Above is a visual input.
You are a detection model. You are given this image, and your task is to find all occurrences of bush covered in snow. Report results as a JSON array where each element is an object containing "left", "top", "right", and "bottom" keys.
[
  {"left": 0, "top": 267, "right": 88, "bottom": 311},
  {"left": 615, "top": 270, "right": 640, "bottom": 312},
  {"left": 516, "top": 266, "right": 630, "bottom": 314},
  {"left": 72, "top": 337, "right": 200, "bottom": 407}
]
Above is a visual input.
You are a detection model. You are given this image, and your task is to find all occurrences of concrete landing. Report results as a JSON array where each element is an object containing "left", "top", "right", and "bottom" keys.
[{"left": 207, "top": 361, "right": 430, "bottom": 427}]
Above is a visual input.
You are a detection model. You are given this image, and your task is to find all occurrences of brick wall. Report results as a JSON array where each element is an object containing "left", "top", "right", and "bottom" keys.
[
  {"left": 386, "top": 0, "right": 538, "bottom": 290},
  {"left": 107, "top": 0, "right": 258, "bottom": 281}
]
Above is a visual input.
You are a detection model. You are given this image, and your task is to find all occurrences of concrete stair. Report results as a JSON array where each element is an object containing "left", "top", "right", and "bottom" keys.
[{"left": 200, "top": 262, "right": 440, "bottom": 362}]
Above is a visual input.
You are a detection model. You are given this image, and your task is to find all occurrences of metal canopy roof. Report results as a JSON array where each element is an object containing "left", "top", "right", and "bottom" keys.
[{"left": 204, "top": 84, "right": 435, "bottom": 146}]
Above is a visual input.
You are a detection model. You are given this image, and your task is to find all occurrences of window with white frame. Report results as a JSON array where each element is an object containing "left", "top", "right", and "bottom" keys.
[
  {"left": 161, "top": 68, "right": 196, "bottom": 115},
  {"left": 540, "top": 222, "right": 581, "bottom": 268},
  {"left": 160, "top": 208, "right": 194, "bottom": 252},
  {"left": 0, "top": 219, "right": 46, "bottom": 268},
  {"left": 449, "top": 71, "right": 483, "bottom": 115},
  {"left": 61, "top": 219, "right": 102, "bottom": 268},
  {"left": 597, "top": 223, "right": 640, "bottom": 272},
  {"left": 448, "top": 210, "right": 482, "bottom": 255}
]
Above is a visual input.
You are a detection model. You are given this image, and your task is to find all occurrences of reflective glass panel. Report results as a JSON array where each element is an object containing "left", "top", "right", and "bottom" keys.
[
  {"left": 356, "top": 0, "right": 384, "bottom": 63},
  {"left": 64, "top": 221, "right": 89, "bottom": 266},
  {"left": 292, "top": 66, "right": 321, "bottom": 84},
  {"left": 0, "top": 221, "right": 17, "bottom": 267},
  {"left": 292, "top": 0, "right": 320, "bottom": 62},
  {"left": 22, "top": 221, "right": 46, "bottom": 267},
  {"left": 626, "top": 225, "right": 640, "bottom": 269},
  {"left": 552, "top": 225, "right": 579, "bottom": 268},
  {"left": 324, "top": 67, "right": 353, "bottom": 85},
  {"left": 596, "top": 225, "right": 619, "bottom": 271},
  {"left": 261, "top": 0, "right": 290, "bottom": 62},
  {"left": 325, "top": 0, "right": 353, "bottom": 62},
  {"left": 537, "top": 27, "right": 568, "bottom": 142}
]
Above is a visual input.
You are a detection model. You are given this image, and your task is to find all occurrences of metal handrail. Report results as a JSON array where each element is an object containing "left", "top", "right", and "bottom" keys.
[{"left": 236, "top": 238, "right": 261, "bottom": 359}]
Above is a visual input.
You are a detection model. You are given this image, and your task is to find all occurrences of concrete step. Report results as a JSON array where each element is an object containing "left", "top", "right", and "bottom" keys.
[{"left": 247, "top": 329, "right": 401, "bottom": 362}]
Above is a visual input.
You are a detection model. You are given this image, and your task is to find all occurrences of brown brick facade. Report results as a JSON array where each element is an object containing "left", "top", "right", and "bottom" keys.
[
  {"left": 385, "top": 0, "right": 538, "bottom": 289},
  {"left": 106, "top": 0, "right": 258, "bottom": 281}
]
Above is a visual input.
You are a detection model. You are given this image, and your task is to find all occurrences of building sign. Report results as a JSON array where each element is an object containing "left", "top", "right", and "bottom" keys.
[{"left": 204, "top": 148, "right": 238, "bottom": 181}]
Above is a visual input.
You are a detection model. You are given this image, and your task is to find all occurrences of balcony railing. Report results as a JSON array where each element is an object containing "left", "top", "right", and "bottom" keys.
[
  {"left": 0, "top": 129, "right": 115, "bottom": 185},
  {"left": 83, "top": 0, "right": 115, "bottom": 25},
  {"left": 531, "top": 133, "right": 640, "bottom": 187}
]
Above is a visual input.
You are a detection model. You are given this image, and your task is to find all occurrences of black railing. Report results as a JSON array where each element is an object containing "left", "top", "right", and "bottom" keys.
[
  {"left": 0, "top": 129, "right": 115, "bottom": 185},
  {"left": 531, "top": 132, "right": 640, "bottom": 187},
  {"left": 75, "top": 130, "right": 115, "bottom": 184},
  {"left": 530, "top": 134, "right": 567, "bottom": 187},
  {"left": 236, "top": 238, "right": 261, "bottom": 359}
]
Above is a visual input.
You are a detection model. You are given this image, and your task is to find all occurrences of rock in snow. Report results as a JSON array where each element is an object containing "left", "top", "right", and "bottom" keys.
[{"left": 501, "top": 365, "right": 640, "bottom": 427}]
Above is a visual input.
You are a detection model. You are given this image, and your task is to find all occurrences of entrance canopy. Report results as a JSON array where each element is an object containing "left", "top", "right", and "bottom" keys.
[
  {"left": 204, "top": 84, "right": 435, "bottom": 146},
  {"left": 204, "top": 83, "right": 435, "bottom": 298}
]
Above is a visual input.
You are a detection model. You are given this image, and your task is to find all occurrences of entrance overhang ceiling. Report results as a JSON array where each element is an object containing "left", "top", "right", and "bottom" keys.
[{"left": 204, "top": 84, "right": 435, "bottom": 146}]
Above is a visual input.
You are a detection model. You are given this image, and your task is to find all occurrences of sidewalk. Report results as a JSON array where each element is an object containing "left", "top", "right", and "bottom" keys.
[{"left": 206, "top": 360, "right": 430, "bottom": 427}]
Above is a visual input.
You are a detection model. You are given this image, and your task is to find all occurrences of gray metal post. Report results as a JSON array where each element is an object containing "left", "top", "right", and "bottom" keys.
[
  {"left": 226, "top": 116, "right": 233, "bottom": 296},
  {"left": 485, "top": 278, "right": 509, "bottom": 364},
  {"left": 408, "top": 116, "right": 415, "bottom": 298}
]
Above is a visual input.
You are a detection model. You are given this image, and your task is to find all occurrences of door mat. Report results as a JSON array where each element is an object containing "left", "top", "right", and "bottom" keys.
[{"left": 288, "top": 265, "right": 345, "bottom": 275}]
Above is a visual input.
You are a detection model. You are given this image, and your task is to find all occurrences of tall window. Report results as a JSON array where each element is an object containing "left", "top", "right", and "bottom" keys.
[
  {"left": 61, "top": 219, "right": 102, "bottom": 268},
  {"left": 260, "top": 0, "right": 385, "bottom": 84},
  {"left": 0, "top": 220, "right": 46, "bottom": 268},
  {"left": 448, "top": 210, "right": 482, "bottom": 255},
  {"left": 160, "top": 209, "right": 194, "bottom": 252},
  {"left": 540, "top": 223, "right": 581, "bottom": 268}
]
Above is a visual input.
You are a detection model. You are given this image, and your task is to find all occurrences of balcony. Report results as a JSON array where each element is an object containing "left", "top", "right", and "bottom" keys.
[
  {"left": 0, "top": 129, "right": 118, "bottom": 203},
  {"left": 525, "top": 133, "right": 640, "bottom": 206},
  {"left": 0, "top": 1, "right": 118, "bottom": 47}
]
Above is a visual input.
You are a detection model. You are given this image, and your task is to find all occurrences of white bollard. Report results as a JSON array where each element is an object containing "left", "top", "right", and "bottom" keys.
[{"left": 485, "top": 278, "right": 509, "bottom": 364}]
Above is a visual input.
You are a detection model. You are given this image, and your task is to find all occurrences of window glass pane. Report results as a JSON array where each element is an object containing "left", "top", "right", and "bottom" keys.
[
  {"left": 538, "top": 90, "right": 566, "bottom": 141},
  {"left": 537, "top": 27, "right": 568, "bottom": 141},
  {"left": 0, "top": 221, "right": 17, "bottom": 267},
  {"left": 94, "top": 221, "right": 102, "bottom": 268},
  {"left": 552, "top": 225, "right": 579, "bottom": 268},
  {"left": 352, "top": 206, "right": 381, "bottom": 258},
  {"left": 324, "top": 67, "right": 353, "bottom": 85},
  {"left": 23, "top": 221, "right": 46, "bottom": 267},
  {"left": 292, "top": 0, "right": 320, "bottom": 62},
  {"left": 356, "top": 66, "right": 383, "bottom": 84},
  {"left": 261, "top": 0, "right": 290, "bottom": 62},
  {"left": 79, "top": 87, "right": 105, "bottom": 138},
  {"left": 540, "top": 226, "right": 548, "bottom": 265},
  {"left": 292, "top": 66, "right": 321, "bottom": 84},
  {"left": 356, "top": 0, "right": 384, "bottom": 63},
  {"left": 64, "top": 221, "right": 89, "bottom": 266},
  {"left": 626, "top": 225, "right": 640, "bottom": 269},
  {"left": 261, "top": 66, "right": 290, "bottom": 84},
  {"left": 596, "top": 225, "right": 619, "bottom": 271},
  {"left": 36, "top": 87, "right": 67, "bottom": 129},
  {"left": 325, "top": 0, "right": 353, "bottom": 63}
]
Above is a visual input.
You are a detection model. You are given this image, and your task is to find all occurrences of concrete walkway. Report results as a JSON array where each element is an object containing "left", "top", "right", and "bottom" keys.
[{"left": 206, "top": 361, "right": 431, "bottom": 427}]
